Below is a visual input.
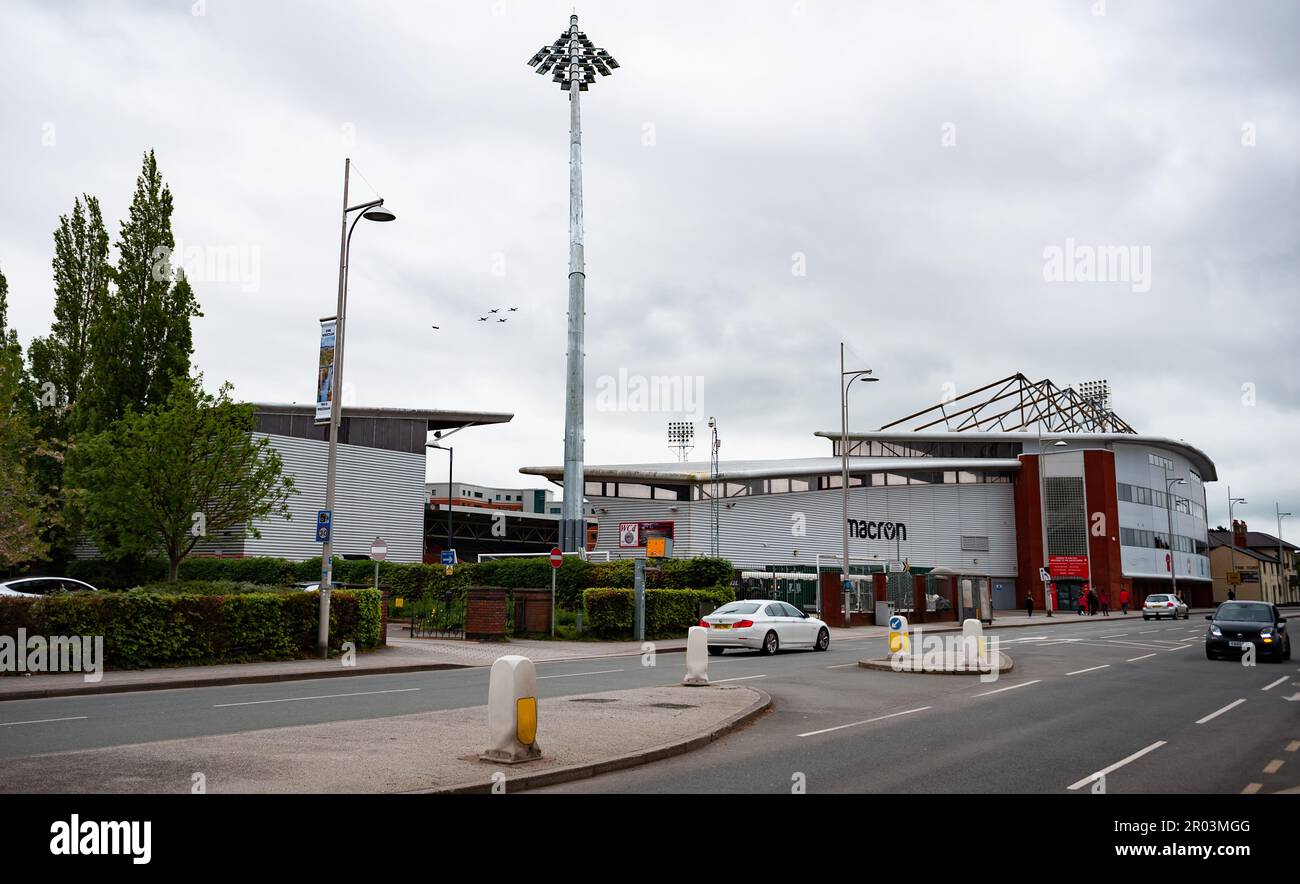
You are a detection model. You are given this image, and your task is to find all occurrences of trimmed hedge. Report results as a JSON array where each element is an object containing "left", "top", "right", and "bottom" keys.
[
  {"left": 62, "top": 555, "right": 738, "bottom": 612},
  {"left": 134, "top": 580, "right": 300, "bottom": 596},
  {"left": 0, "top": 588, "right": 381, "bottom": 670},
  {"left": 582, "top": 586, "right": 735, "bottom": 638}
]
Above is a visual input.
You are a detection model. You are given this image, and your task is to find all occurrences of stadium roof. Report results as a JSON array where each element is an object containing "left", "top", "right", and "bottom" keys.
[{"left": 520, "top": 457, "right": 1022, "bottom": 484}]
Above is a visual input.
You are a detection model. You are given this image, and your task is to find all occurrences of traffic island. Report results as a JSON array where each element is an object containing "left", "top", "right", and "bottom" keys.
[
  {"left": 0, "top": 684, "right": 769, "bottom": 794},
  {"left": 858, "top": 649, "right": 1014, "bottom": 675}
]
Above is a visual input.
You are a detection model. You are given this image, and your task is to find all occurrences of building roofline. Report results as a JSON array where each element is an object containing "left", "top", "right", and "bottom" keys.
[
  {"left": 251, "top": 403, "right": 513, "bottom": 431},
  {"left": 520, "top": 457, "right": 1022, "bottom": 484}
]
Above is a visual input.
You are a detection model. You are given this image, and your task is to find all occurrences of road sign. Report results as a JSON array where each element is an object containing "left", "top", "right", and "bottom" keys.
[
  {"left": 1039, "top": 567, "right": 1051, "bottom": 583},
  {"left": 549, "top": 547, "right": 564, "bottom": 569},
  {"left": 440, "top": 550, "right": 458, "bottom": 566},
  {"left": 887, "top": 561, "right": 905, "bottom": 573},
  {"left": 370, "top": 537, "right": 387, "bottom": 562},
  {"left": 646, "top": 537, "right": 672, "bottom": 558},
  {"left": 617, "top": 522, "right": 640, "bottom": 548},
  {"left": 316, "top": 510, "right": 332, "bottom": 543}
]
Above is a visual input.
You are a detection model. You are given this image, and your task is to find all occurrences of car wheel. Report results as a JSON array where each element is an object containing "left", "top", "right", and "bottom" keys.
[
  {"left": 707, "top": 646, "right": 724, "bottom": 657},
  {"left": 814, "top": 627, "right": 830, "bottom": 651},
  {"left": 760, "top": 631, "right": 779, "bottom": 656}
]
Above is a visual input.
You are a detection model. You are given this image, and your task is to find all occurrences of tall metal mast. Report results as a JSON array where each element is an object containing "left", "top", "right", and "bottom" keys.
[{"left": 528, "top": 15, "right": 619, "bottom": 552}]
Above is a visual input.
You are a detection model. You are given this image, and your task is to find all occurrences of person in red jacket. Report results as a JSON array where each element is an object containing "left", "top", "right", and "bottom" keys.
[
  {"left": 1099, "top": 589, "right": 1110, "bottom": 616},
  {"left": 1119, "top": 588, "right": 1131, "bottom": 615}
]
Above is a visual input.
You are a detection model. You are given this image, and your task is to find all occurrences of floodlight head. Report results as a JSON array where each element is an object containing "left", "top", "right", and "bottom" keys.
[{"left": 527, "top": 15, "right": 618, "bottom": 92}]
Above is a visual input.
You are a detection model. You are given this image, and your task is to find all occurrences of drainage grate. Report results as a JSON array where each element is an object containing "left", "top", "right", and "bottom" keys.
[
  {"left": 647, "top": 702, "right": 697, "bottom": 710},
  {"left": 568, "top": 698, "right": 618, "bottom": 703}
]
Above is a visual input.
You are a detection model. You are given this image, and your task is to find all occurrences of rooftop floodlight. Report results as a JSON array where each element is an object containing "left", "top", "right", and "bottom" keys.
[{"left": 526, "top": 13, "right": 618, "bottom": 552}]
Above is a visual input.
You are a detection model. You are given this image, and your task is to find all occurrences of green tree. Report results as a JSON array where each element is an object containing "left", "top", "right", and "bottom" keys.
[
  {"left": 68, "top": 377, "right": 296, "bottom": 581},
  {"left": 0, "top": 267, "right": 54, "bottom": 567},
  {"left": 28, "top": 194, "right": 111, "bottom": 416},
  {"left": 83, "top": 150, "right": 201, "bottom": 432}
]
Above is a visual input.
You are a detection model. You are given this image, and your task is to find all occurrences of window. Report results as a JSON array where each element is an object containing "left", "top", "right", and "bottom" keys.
[
  {"left": 764, "top": 604, "right": 784, "bottom": 617},
  {"left": 1118, "top": 483, "right": 1133, "bottom": 502},
  {"left": 960, "top": 536, "right": 990, "bottom": 552},
  {"left": 780, "top": 602, "right": 805, "bottom": 618}
]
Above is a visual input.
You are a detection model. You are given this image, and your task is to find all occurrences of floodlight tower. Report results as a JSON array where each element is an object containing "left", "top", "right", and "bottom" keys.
[
  {"left": 668, "top": 421, "right": 695, "bottom": 462},
  {"left": 528, "top": 15, "right": 619, "bottom": 552}
]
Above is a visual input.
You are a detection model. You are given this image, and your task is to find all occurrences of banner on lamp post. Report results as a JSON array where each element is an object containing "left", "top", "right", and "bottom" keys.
[{"left": 315, "top": 317, "right": 337, "bottom": 425}]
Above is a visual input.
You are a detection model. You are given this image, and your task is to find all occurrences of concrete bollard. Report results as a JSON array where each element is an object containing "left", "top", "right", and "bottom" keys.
[
  {"left": 888, "top": 614, "right": 910, "bottom": 655},
  {"left": 479, "top": 655, "right": 542, "bottom": 764},
  {"left": 683, "top": 625, "right": 709, "bottom": 686},
  {"left": 961, "top": 618, "right": 987, "bottom": 668}
]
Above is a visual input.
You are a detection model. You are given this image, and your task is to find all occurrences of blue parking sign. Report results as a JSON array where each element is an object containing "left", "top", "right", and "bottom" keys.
[
  {"left": 440, "top": 549, "right": 457, "bottom": 566},
  {"left": 316, "top": 510, "right": 332, "bottom": 543}
]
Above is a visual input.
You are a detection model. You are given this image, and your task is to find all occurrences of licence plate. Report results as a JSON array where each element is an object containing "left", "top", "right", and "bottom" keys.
[
  {"left": 712, "top": 623, "right": 731, "bottom": 630},
  {"left": 1229, "top": 641, "right": 1246, "bottom": 648}
]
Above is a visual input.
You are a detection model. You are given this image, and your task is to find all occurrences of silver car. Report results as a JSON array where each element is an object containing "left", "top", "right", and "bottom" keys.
[
  {"left": 701, "top": 599, "right": 830, "bottom": 656},
  {"left": 1142, "top": 592, "right": 1188, "bottom": 620},
  {"left": 0, "top": 577, "right": 98, "bottom": 599}
]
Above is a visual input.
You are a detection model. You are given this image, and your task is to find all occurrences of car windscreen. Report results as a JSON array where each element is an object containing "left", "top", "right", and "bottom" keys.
[
  {"left": 712, "top": 603, "right": 761, "bottom": 616},
  {"left": 1215, "top": 604, "right": 1273, "bottom": 623},
  {"left": 1146, "top": 595, "right": 1170, "bottom": 602}
]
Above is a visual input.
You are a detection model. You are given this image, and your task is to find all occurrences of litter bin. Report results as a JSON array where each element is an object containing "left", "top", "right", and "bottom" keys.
[{"left": 875, "top": 600, "right": 895, "bottom": 625}]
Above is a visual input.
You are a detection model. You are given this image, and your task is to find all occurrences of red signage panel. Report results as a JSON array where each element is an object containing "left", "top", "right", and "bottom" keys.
[{"left": 1049, "top": 555, "right": 1090, "bottom": 579}]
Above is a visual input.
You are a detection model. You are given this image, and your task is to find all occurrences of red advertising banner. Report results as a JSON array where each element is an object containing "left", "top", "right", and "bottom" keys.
[{"left": 1049, "top": 555, "right": 1090, "bottom": 579}]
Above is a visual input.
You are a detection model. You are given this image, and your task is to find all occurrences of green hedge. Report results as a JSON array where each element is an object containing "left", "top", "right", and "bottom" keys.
[
  {"left": 62, "top": 555, "right": 737, "bottom": 611},
  {"left": 0, "top": 589, "right": 381, "bottom": 670},
  {"left": 582, "top": 586, "right": 735, "bottom": 638},
  {"left": 134, "top": 580, "right": 300, "bottom": 596}
]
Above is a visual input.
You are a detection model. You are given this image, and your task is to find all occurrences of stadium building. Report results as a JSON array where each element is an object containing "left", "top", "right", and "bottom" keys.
[{"left": 521, "top": 374, "right": 1218, "bottom": 614}]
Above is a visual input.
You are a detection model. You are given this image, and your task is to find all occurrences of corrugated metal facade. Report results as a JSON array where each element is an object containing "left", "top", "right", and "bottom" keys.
[
  {"left": 239, "top": 433, "right": 426, "bottom": 563},
  {"left": 593, "top": 483, "right": 1017, "bottom": 573}
]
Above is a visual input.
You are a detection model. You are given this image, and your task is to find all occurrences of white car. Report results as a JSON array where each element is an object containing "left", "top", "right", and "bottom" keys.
[
  {"left": 701, "top": 599, "right": 830, "bottom": 655},
  {"left": 1142, "top": 593, "right": 1188, "bottom": 620},
  {"left": 0, "top": 577, "right": 98, "bottom": 599}
]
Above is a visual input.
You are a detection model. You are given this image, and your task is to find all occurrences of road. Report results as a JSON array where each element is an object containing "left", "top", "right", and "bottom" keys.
[{"left": 1, "top": 617, "right": 1295, "bottom": 793}]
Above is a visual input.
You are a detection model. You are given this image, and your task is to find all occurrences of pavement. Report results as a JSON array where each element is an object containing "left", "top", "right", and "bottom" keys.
[
  {"left": 0, "top": 606, "right": 1207, "bottom": 702},
  {"left": 0, "top": 683, "right": 768, "bottom": 794}
]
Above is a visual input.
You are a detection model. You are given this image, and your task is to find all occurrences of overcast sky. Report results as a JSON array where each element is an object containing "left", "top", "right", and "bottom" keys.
[{"left": 2, "top": 0, "right": 1296, "bottom": 530}]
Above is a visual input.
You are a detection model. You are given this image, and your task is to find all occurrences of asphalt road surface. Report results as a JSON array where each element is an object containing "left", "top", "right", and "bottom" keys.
[{"left": 2, "top": 617, "right": 1296, "bottom": 793}]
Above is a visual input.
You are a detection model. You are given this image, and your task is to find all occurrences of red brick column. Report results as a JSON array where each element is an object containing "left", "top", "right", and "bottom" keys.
[
  {"left": 1083, "top": 450, "right": 1128, "bottom": 604},
  {"left": 514, "top": 589, "right": 553, "bottom": 634},
  {"left": 465, "top": 588, "right": 507, "bottom": 640},
  {"left": 1013, "top": 454, "right": 1045, "bottom": 609},
  {"left": 912, "top": 574, "right": 928, "bottom": 623}
]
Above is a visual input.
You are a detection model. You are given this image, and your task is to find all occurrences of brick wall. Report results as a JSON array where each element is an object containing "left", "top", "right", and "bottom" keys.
[{"left": 465, "top": 588, "right": 507, "bottom": 640}]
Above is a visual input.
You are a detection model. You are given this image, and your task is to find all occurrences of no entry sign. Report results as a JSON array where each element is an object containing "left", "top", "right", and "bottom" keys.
[
  {"left": 370, "top": 538, "right": 387, "bottom": 561},
  {"left": 549, "top": 547, "right": 564, "bottom": 569}
]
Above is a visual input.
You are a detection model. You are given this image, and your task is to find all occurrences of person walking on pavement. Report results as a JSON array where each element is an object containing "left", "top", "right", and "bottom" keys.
[
  {"left": 1087, "top": 586, "right": 1099, "bottom": 616},
  {"left": 1119, "top": 588, "right": 1131, "bottom": 615},
  {"left": 1099, "top": 589, "right": 1110, "bottom": 616},
  {"left": 1024, "top": 592, "right": 1034, "bottom": 618},
  {"left": 1077, "top": 590, "right": 1087, "bottom": 616},
  {"left": 1228, "top": 587, "right": 1236, "bottom": 600}
]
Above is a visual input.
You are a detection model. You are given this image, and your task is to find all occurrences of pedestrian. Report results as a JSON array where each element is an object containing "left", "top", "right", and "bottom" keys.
[
  {"left": 1099, "top": 589, "right": 1110, "bottom": 616},
  {"left": 1119, "top": 588, "right": 1130, "bottom": 615},
  {"left": 1077, "top": 590, "right": 1087, "bottom": 616},
  {"left": 1087, "top": 586, "right": 1099, "bottom": 616},
  {"left": 1228, "top": 587, "right": 1236, "bottom": 601},
  {"left": 1024, "top": 592, "right": 1034, "bottom": 618}
]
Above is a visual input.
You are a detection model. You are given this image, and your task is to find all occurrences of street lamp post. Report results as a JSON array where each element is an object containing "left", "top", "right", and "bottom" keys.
[
  {"left": 527, "top": 15, "right": 618, "bottom": 553},
  {"left": 839, "top": 343, "right": 877, "bottom": 627},
  {"left": 1164, "top": 469, "right": 1186, "bottom": 602},
  {"left": 318, "top": 157, "right": 396, "bottom": 659},
  {"left": 1276, "top": 504, "right": 1291, "bottom": 604},
  {"left": 1228, "top": 488, "right": 1246, "bottom": 599},
  {"left": 429, "top": 442, "right": 453, "bottom": 554}
]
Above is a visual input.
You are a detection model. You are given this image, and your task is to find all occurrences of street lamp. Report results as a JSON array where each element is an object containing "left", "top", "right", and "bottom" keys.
[
  {"left": 428, "top": 439, "right": 454, "bottom": 556},
  {"left": 527, "top": 14, "right": 619, "bottom": 553},
  {"left": 1037, "top": 432, "right": 1068, "bottom": 616},
  {"left": 318, "top": 157, "right": 396, "bottom": 659},
  {"left": 839, "top": 342, "right": 878, "bottom": 628},
  {"left": 1275, "top": 504, "right": 1291, "bottom": 604},
  {"left": 1228, "top": 489, "right": 1247, "bottom": 598},
  {"left": 1164, "top": 471, "right": 1186, "bottom": 602}
]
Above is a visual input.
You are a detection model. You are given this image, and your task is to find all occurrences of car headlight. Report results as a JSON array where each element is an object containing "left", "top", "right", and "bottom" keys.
[
  {"left": 1260, "top": 628, "right": 1273, "bottom": 638},
  {"left": 1209, "top": 625, "right": 1221, "bottom": 637}
]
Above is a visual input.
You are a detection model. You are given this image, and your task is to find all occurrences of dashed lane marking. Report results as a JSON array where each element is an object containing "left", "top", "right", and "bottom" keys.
[
  {"left": 1126, "top": 654, "right": 1157, "bottom": 662},
  {"left": 1066, "top": 665, "right": 1111, "bottom": 676},
  {"left": 1263, "top": 760, "right": 1284, "bottom": 775},
  {"left": 798, "top": 706, "right": 931, "bottom": 738},
  {"left": 1196, "top": 698, "right": 1246, "bottom": 725},
  {"left": 1067, "top": 741, "right": 1166, "bottom": 791},
  {"left": 537, "top": 669, "right": 624, "bottom": 680},
  {"left": 1241, "top": 783, "right": 1263, "bottom": 794},
  {"left": 1262, "top": 676, "right": 1289, "bottom": 691},
  {"left": 214, "top": 688, "right": 420, "bottom": 707},
  {"left": 0, "top": 716, "right": 88, "bottom": 727},
  {"left": 972, "top": 680, "right": 1041, "bottom": 697}
]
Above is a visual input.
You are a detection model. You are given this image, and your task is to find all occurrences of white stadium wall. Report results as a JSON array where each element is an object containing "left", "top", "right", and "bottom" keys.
[{"left": 593, "top": 482, "right": 1018, "bottom": 574}]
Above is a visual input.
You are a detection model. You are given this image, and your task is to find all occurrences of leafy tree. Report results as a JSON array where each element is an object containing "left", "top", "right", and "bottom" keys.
[
  {"left": 83, "top": 151, "right": 201, "bottom": 432},
  {"left": 68, "top": 377, "right": 295, "bottom": 581},
  {"left": 0, "top": 267, "right": 54, "bottom": 567},
  {"left": 28, "top": 194, "right": 111, "bottom": 416}
]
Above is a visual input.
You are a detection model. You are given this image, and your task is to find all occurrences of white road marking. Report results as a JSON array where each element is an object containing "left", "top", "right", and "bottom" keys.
[
  {"left": 1034, "top": 639, "right": 1081, "bottom": 647},
  {"left": 1285, "top": 741, "right": 1299, "bottom": 753},
  {"left": 1066, "top": 665, "right": 1111, "bottom": 676},
  {"left": 1164, "top": 644, "right": 1192, "bottom": 651},
  {"left": 1241, "top": 783, "right": 1263, "bottom": 794},
  {"left": 1099, "top": 633, "right": 1130, "bottom": 639},
  {"left": 0, "top": 715, "right": 88, "bottom": 727},
  {"left": 1138, "top": 630, "right": 1159, "bottom": 634},
  {"left": 1126, "top": 654, "right": 1157, "bottom": 662},
  {"left": 537, "top": 668, "right": 624, "bottom": 680},
  {"left": 1067, "top": 741, "right": 1166, "bottom": 791},
  {"left": 798, "top": 706, "right": 931, "bottom": 738},
  {"left": 1262, "top": 676, "right": 1289, "bottom": 692},
  {"left": 972, "top": 679, "right": 1041, "bottom": 697},
  {"left": 1263, "top": 759, "right": 1284, "bottom": 775},
  {"left": 713, "top": 674, "right": 767, "bottom": 683},
  {"left": 214, "top": 688, "right": 420, "bottom": 707},
  {"left": 826, "top": 662, "right": 859, "bottom": 669},
  {"left": 1196, "top": 698, "right": 1246, "bottom": 725}
]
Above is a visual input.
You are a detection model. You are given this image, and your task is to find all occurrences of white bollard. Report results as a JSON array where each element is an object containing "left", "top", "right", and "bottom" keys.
[
  {"left": 683, "top": 625, "right": 709, "bottom": 686},
  {"left": 480, "top": 655, "right": 542, "bottom": 764},
  {"left": 962, "top": 618, "right": 986, "bottom": 668}
]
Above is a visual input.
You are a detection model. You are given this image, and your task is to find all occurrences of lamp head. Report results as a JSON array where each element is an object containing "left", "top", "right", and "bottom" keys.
[{"left": 363, "top": 203, "right": 396, "bottom": 222}]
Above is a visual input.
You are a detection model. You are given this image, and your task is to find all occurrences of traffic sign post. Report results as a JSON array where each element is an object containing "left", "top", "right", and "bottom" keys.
[
  {"left": 370, "top": 537, "right": 387, "bottom": 595},
  {"left": 549, "top": 547, "right": 563, "bottom": 638}
]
